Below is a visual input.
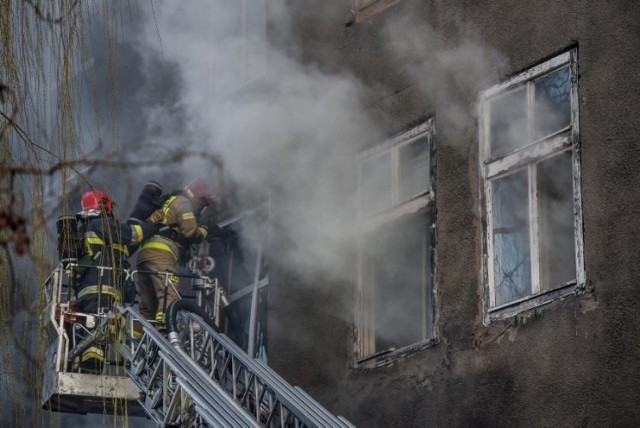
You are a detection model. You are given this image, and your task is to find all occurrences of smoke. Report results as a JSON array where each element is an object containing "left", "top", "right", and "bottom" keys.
[
  {"left": 112, "top": 3, "right": 518, "bottom": 342},
  {"left": 68, "top": 2, "right": 513, "bottom": 289},
  {"left": 21, "top": 0, "right": 512, "bottom": 366},
  {"left": 0, "top": 1, "right": 581, "bottom": 424},
  {"left": 383, "top": 10, "right": 508, "bottom": 147},
  {"left": 1, "top": 1, "right": 538, "bottom": 424},
  {"left": 129, "top": 1, "right": 384, "bottom": 279}
]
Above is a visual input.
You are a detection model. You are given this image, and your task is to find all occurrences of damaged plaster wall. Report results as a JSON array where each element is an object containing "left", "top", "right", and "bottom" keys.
[
  {"left": 266, "top": 0, "right": 640, "bottom": 427},
  {"left": 18, "top": 0, "right": 640, "bottom": 426}
]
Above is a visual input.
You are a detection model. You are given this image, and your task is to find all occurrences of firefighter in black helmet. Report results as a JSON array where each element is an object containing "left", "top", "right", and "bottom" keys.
[{"left": 136, "top": 178, "right": 213, "bottom": 327}]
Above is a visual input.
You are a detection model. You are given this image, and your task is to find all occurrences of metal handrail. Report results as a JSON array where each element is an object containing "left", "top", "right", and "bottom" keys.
[
  {"left": 164, "top": 308, "right": 354, "bottom": 428},
  {"left": 118, "top": 306, "right": 259, "bottom": 427},
  {"left": 43, "top": 248, "right": 354, "bottom": 427}
]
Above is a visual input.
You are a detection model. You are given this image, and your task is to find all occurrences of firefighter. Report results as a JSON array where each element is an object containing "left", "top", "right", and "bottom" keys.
[
  {"left": 74, "top": 190, "right": 155, "bottom": 369},
  {"left": 136, "top": 178, "right": 214, "bottom": 326}
]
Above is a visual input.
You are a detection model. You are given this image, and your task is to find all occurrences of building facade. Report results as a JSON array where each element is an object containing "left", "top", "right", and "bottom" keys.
[{"left": 262, "top": 1, "right": 640, "bottom": 426}]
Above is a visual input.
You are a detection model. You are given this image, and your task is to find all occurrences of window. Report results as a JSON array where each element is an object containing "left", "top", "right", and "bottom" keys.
[
  {"left": 211, "top": 0, "right": 267, "bottom": 95},
  {"left": 478, "top": 49, "right": 584, "bottom": 322},
  {"left": 350, "top": 0, "right": 399, "bottom": 25},
  {"left": 355, "top": 119, "right": 437, "bottom": 367}
]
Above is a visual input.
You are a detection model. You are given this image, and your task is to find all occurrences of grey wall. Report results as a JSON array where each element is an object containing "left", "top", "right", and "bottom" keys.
[{"left": 266, "top": 1, "right": 640, "bottom": 426}]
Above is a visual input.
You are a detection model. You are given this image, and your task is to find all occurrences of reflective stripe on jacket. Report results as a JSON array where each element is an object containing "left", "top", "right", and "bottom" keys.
[
  {"left": 85, "top": 231, "right": 130, "bottom": 258},
  {"left": 76, "top": 212, "right": 140, "bottom": 293},
  {"left": 77, "top": 284, "right": 121, "bottom": 301},
  {"left": 138, "top": 194, "right": 207, "bottom": 263},
  {"left": 140, "top": 236, "right": 179, "bottom": 261}
]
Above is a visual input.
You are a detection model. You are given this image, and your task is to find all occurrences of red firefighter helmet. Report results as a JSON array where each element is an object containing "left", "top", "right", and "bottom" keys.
[
  {"left": 184, "top": 178, "right": 215, "bottom": 210},
  {"left": 81, "top": 190, "right": 115, "bottom": 213}
]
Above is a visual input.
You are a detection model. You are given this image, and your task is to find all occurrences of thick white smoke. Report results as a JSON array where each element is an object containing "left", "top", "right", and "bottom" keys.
[{"left": 133, "top": 1, "right": 384, "bottom": 278}]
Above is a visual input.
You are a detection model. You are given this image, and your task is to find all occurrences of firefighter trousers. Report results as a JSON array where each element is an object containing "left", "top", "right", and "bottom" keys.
[{"left": 136, "top": 258, "right": 180, "bottom": 321}]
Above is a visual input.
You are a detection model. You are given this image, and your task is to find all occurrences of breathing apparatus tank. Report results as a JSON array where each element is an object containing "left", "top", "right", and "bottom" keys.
[
  {"left": 56, "top": 215, "right": 83, "bottom": 263},
  {"left": 128, "top": 181, "right": 164, "bottom": 224}
]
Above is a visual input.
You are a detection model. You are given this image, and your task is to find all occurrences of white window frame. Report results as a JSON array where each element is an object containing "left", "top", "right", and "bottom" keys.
[
  {"left": 478, "top": 48, "right": 585, "bottom": 323},
  {"left": 354, "top": 118, "right": 438, "bottom": 368}
]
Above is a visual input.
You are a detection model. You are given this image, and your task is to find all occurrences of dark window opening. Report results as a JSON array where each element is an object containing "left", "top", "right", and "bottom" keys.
[
  {"left": 399, "top": 136, "right": 430, "bottom": 202},
  {"left": 363, "top": 211, "right": 432, "bottom": 353}
]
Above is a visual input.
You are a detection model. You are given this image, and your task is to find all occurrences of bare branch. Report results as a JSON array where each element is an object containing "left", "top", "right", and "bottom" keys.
[
  {"left": 0, "top": 149, "right": 223, "bottom": 175},
  {"left": 23, "top": 0, "right": 80, "bottom": 25},
  {"left": 0, "top": 83, "right": 19, "bottom": 141}
]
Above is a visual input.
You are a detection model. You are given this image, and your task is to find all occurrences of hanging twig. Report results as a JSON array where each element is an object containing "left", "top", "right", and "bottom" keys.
[
  {"left": 0, "top": 83, "right": 19, "bottom": 142},
  {"left": 23, "top": 0, "right": 80, "bottom": 25}
]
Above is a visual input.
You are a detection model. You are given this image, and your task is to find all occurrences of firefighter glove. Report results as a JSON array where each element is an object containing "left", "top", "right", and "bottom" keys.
[{"left": 146, "top": 208, "right": 164, "bottom": 225}]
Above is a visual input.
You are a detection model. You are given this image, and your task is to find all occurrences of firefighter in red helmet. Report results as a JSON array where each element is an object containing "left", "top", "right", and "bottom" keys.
[
  {"left": 77, "top": 190, "right": 155, "bottom": 311},
  {"left": 136, "top": 178, "right": 214, "bottom": 327},
  {"left": 73, "top": 189, "right": 155, "bottom": 369},
  {"left": 184, "top": 177, "right": 216, "bottom": 210}
]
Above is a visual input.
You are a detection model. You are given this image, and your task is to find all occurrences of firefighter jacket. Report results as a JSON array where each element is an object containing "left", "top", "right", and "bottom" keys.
[
  {"left": 137, "top": 193, "right": 208, "bottom": 264},
  {"left": 76, "top": 211, "right": 150, "bottom": 301}
]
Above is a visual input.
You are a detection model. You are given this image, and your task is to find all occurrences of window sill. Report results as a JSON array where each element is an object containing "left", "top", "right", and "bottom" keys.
[
  {"left": 349, "top": 0, "right": 400, "bottom": 26},
  {"left": 487, "top": 280, "right": 583, "bottom": 324},
  {"left": 219, "top": 72, "right": 268, "bottom": 101},
  {"left": 353, "top": 338, "right": 438, "bottom": 370}
]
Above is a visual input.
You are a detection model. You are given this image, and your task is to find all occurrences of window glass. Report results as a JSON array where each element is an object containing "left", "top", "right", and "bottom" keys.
[
  {"left": 359, "top": 152, "right": 392, "bottom": 215},
  {"left": 492, "top": 169, "right": 531, "bottom": 306},
  {"left": 534, "top": 67, "right": 571, "bottom": 140},
  {"left": 489, "top": 86, "right": 528, "bottom": 158},
  {"left": 399, "top": 137, "right": 430, "bottom": 202},
  {"left": 480, "top": 50, "right": 582, "bottom": 319},
  {"left": 211, "top": 1, "right": 243, "bottom": 83},
  {"left": 363, "top": 212, "right": 431, "bottom": 352},
  {"left": 244, "top": 0, "right": 268, "bottom": 82},
  {"left": 356, "top": 119, "right": 435, "bottom": 363},
  {"left": 210, "top": 0, "right": 267, "bottom": 93},
  {"left": 537, "top": 151, "right": 576, "bottom": 289},
  {"left": 210, "top": 1, "right": 241, "bottom": 37}
]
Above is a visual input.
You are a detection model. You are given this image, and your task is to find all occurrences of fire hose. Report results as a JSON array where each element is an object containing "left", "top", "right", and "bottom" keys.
[{"left": 166, "top": 299, "right": 220, "bottom": 348}]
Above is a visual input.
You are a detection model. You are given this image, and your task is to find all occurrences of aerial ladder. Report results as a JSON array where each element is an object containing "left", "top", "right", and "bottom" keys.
[{"left": 41, "top": 212, "right": 354, "bottom": 427}]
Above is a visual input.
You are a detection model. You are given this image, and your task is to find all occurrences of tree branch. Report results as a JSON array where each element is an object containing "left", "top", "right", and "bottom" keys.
[
  {"left": 0, "top": 83, "right": 19, "bottom": 142},
  {"left": 23, "top": 0, "right": 79, "bottom": 25}
]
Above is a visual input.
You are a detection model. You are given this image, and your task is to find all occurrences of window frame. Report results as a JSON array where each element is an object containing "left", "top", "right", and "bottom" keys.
[
  {"left": 354, "top": 118, "right": 438, "bottom": 368},
  {"left": 478, "top": 48, "right": 585, "bottom": 323}
]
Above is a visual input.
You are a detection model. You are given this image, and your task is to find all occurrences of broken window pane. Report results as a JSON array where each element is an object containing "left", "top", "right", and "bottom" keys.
[
  {"left": 359, "top": 152, "right": 392, "bottom": 215},
  {"left": 537, "top": 151, "right": 576, "bottom": 289},
  {"left": 492, "top": 170, "right": 531, "bottom": 306},
  {"left": 363, "top": 211, "right": 431, "bottom": 353},
  {"left": 534, "top": 66, "right": 571, "bottom": 140},
  {"left": 489, "top": 86, "right": 528, "bottom": 158},
  {"left": 399, "top": 136, "right": 430, "bottom": 202}
]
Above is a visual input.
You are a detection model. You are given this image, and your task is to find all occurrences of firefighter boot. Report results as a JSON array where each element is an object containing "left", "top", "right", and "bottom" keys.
[{"left": 155, "top": 311, "right": 167, "bottom": 332}]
